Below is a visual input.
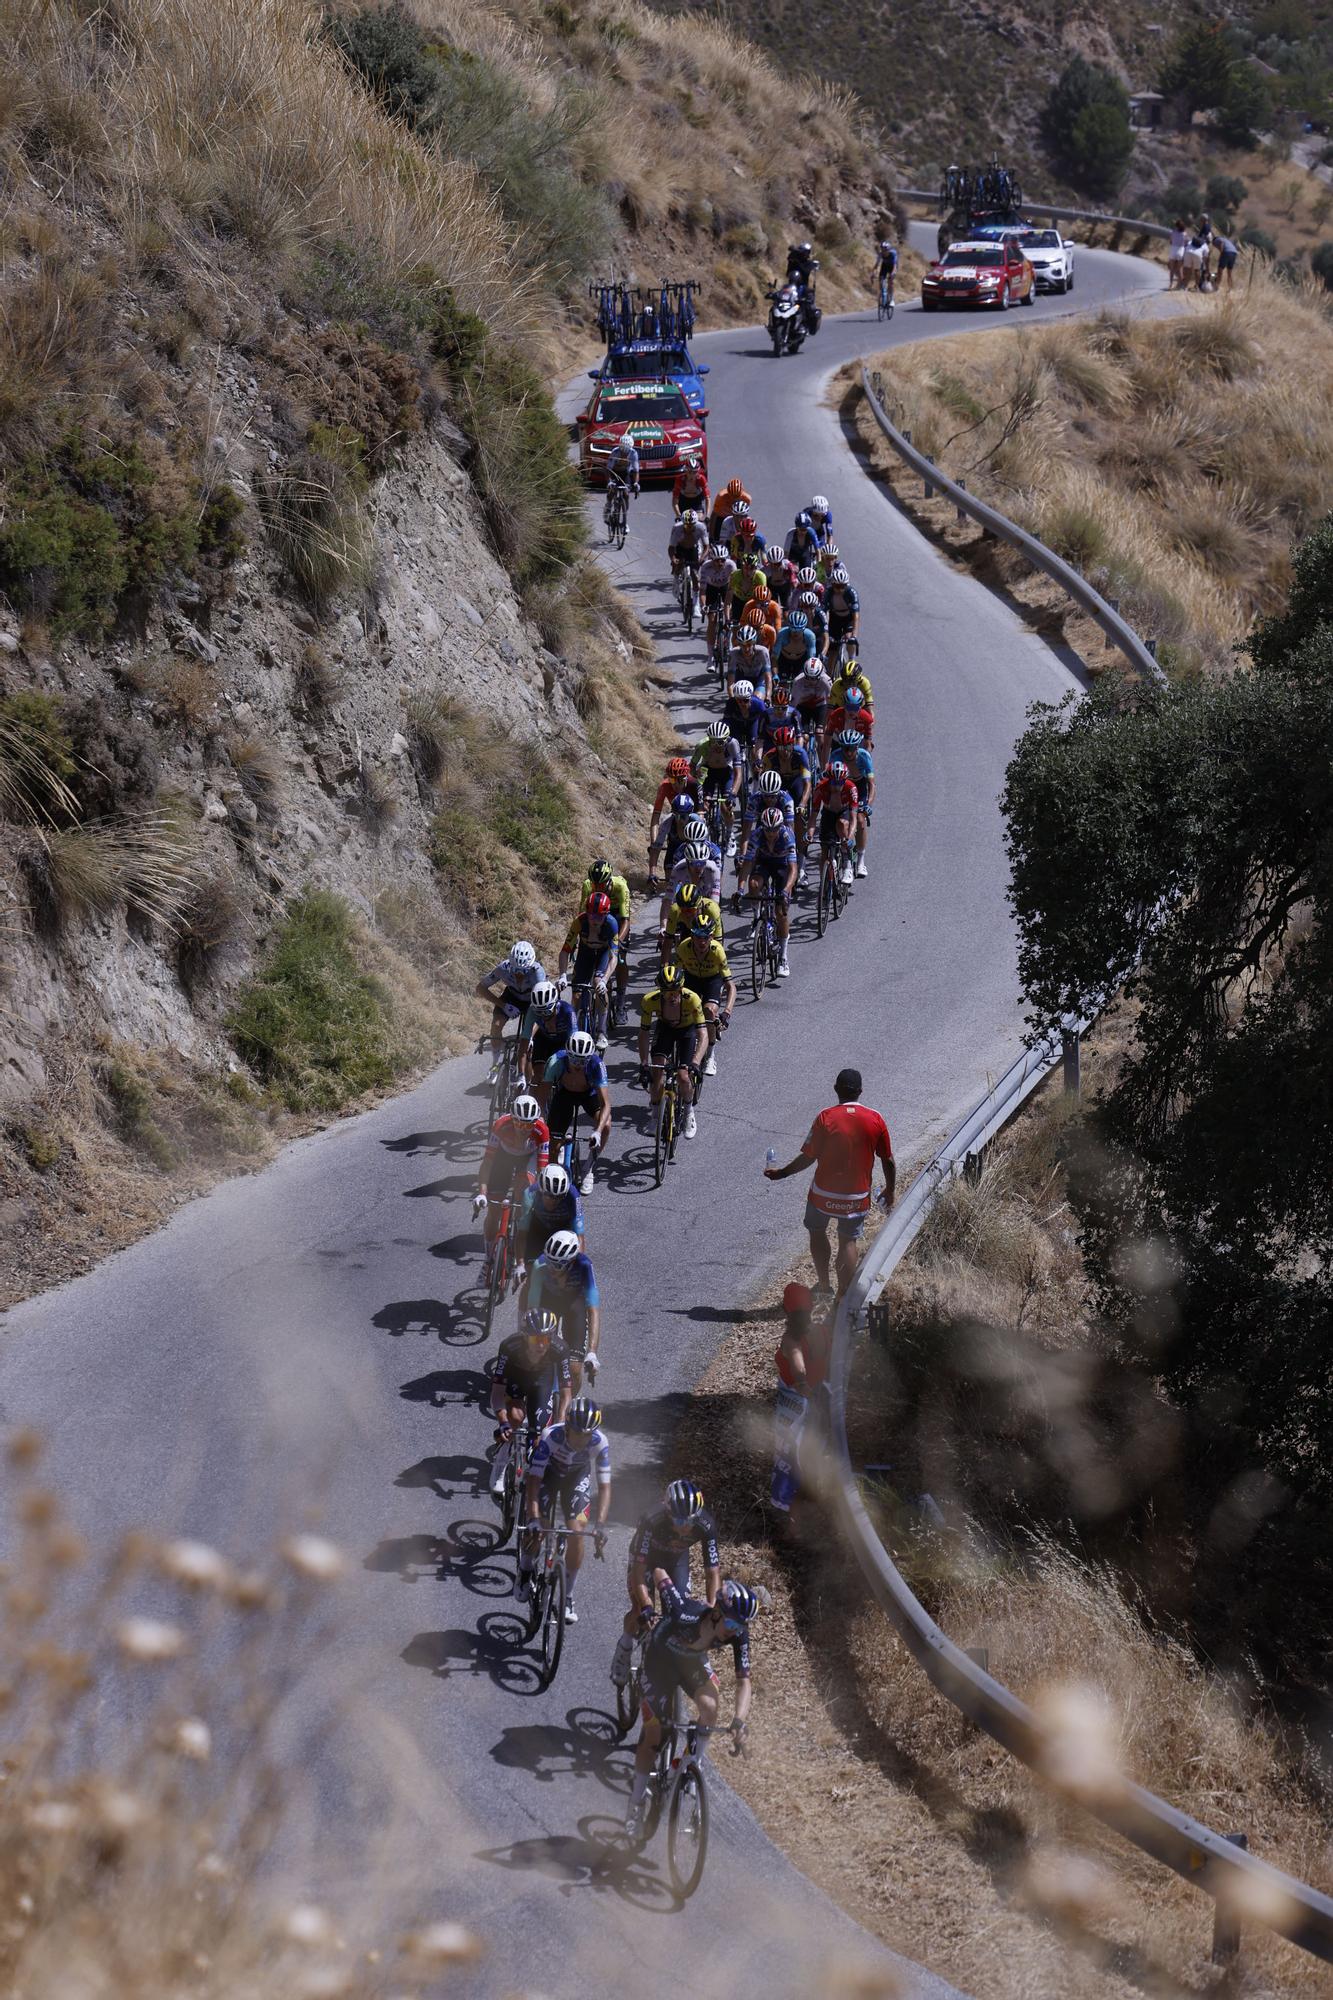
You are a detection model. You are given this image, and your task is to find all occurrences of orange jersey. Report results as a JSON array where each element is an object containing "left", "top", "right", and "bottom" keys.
[
  {"left": 709, "top": 485, "right": 750, "bottom": 534},
  {"left": 743, "top": 601, "right": 779, "bottom": 651}
]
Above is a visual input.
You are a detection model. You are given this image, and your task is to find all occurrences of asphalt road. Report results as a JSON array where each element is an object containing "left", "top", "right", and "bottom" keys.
[{"left": 0, "top": 230, "right": 1161, "bottom": 1998}]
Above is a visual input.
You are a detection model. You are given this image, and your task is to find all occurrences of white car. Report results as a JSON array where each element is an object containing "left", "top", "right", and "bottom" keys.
[{"left": 1019, "top": 228, "right": 1075, "bottom": 292}]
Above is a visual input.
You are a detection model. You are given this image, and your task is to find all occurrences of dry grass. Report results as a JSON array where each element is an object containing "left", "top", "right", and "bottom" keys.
[{"left": 868, "top": 267, "right": 1333, "bottom": 675}]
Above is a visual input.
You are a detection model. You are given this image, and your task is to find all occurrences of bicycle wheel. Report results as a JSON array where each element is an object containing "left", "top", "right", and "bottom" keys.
[
  {"left": 653, "top": 1089, "right": 670, "bottom": 1187},
  {"left": 645, "top": 1726, "right": 675, "bottom": 1840},
  {"left": 487, "top": 1045, "right": 511, "bottom": 1137},
  {"left": 524, "top": 1563, "right": 546, "bottom": 1640},
  {"left": 483, "top": 1216, "right": 508, "bottom": 1337},
  {"left": 816, "top": 861, "right": 831, "bottom": 937},
  {"left": 538, "top": 1557, "right": 566, "bottom": 1688},
  {"left": 498, "top": 1454, "right": 520, "bottom": 1548},
  {"left": 750, "top": 916, "right": 764, "bottom": 1001},
  {"left": 667, "top": 1764, "right": 709, "bottom": 1898},
  {"left": 832, "top": 850, "right": 848, "bottom": 921}
]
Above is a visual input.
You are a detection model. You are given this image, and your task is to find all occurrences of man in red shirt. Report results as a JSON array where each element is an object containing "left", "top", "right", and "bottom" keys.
[
  {"left": 772, "top": 1281, "right": 831, "bottom": 1517},
  {"left": 764, "top": 1068, "right": 895, "bottom": 1295}
]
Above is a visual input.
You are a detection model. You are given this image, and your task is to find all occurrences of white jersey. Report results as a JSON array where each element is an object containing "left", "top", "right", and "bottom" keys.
[{"left": 699, "top": 555, "right": 736, "bottom": 592}]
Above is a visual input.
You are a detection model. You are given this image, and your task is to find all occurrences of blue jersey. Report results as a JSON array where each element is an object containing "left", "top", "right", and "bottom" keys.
[
  {"left": 544, "top": 1049, "right": 608, "bottom": 1094},
  {"left": 528, "top": 1252, "right": 600, "bottom": 1315},
  {"left": 824, "top": 580, "right": 859, "bottom": 621},
  {"left": 772, "top": 624, "right": 816, "bottom": 674},
  {"left": 529, "top": 999, "right": 577, "bottom": 1054},
  {"left": 744, "top": 821, "right": 798, "bottom": 869},
  {"left": 647, "top": 1576, "right": 751, "bottom": 1677},
  {"left": 519, "top": 1184, "right": 584, "bottom": 1240},
  {"left": 741, "top": 789, "right": 795, "bottom": 837},
  {"left": 722, "top": 696, "right": 769, "bottom": 748},
  {"left": 483, "top": 954, "right": 547, "bottom": 998},
  {"left": 529, "top": 1420, "right": 612, "bottom": 1486},
  {"left": 842, "top": 744, "right": 874, "bottom": 789}
]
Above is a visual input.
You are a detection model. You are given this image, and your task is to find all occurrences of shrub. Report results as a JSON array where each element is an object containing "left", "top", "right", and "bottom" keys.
[
  {"left": 488, "top": 760, "right": 576, "bottom": 890},
  {"left": 1041, "top": 58, "right": 1132, "bottom": 198},
  {"left": 227, "top": 890, "right": 407, "bottom": 1110},
  {"left": 102, "top": 1056, "right": 177, "bottom": 1170},
  {"left": 324, "top": 4, "right": 442, "bottom": 123},
  {"left": 19, "top": 812, "right": 197, "bottom": 937},
  {"left": 0, "top": 691, "right": 78, "bottom": 825},
  {"left": 228, "top": 735, "right": 283, "bottom": 820},
  {"left": 1040, "top": 502, "right": 1108, "bottom": 572},
  {"left": 1206, "top": 172, "right": 1248, "bottom": 213},
  {"left": 176, "top": 873, "right": 247, "bottom": 996},
  {"left": 1241, "top": 224, "right": 1277, "bottom": 256},
  {"left": 1166, "top": 315, "right": 1258, "bottom": 380},
  {"left": 259, "top": 446, "right": 374, "bottom": 612},
  {"left": 430, "top": 801, "right": 527, "bottom": 956}
]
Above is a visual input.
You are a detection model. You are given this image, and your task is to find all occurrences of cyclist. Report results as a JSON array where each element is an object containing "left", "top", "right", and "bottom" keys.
[
  {"left": 832, "top": 728, "right": 875, "bottom": 879},
  {"left": 741, "top": 765, "right": 796, "bottom": 838},
  {"left": 662, "top": 837, "right": 723, "bottom": 922},
  {"left": 771, "top": 609, "right": 816, "bottom": 693},
  {"left": 737, "top": 579, "right": 779, "bottom": 655},
  {"left": 794, "top": 587, "right": 829, "bottom": 661},
  {"left": 721, "top": 678, "right": 770, "bottom": 775},
  {"left": 763, "top": 542, "right": 797, "bottom": 613},
  {"left": 829, "top": 653, "right": 872, "bottom": 714},
  {"left": 828, "top": 681, "right": 874, "bottom": 750},
  {"left": 476, "top": 940, "right": 547, "bottom": 1071},
  {"left": 672, "top": 458, "right": 709, "bottom": 520},
  {"left": 794, "top": 563, "right": 825, "bottom": 606},
  {"left": 873, "top": 237, "right": 898, "bottom": 310},
  {"left": 654, "top": 790, "right": 705, "bottom": 886},
  {"left": 726, "top": 624, "right": 772, "bottom": 702},
  {"left": 487, "top": 1309, "right": 573, "bottom": 1499},
  {"left": 791, "top": 656, "right": 833, "bottom": 766},
  {"left": 675, "top": 915, "right": 735, "bottom": 1077},
  {"left": 726, "top": 550, "right": 766, "bottom": 633},
  {"left": 708, "top": 476, "right": 750, "bottom": 544},
  {"left": 785, "top": 511, "right": 821, "bottom": 567},
  {"left": 742, "top": 805, "right": 798, "bottom": 978},
  {"left": 812, "top": 759, "right": 858, "bottom": 888},
  {"left": 661, "top": 879, "right": 723, "bottom": 959},
  {"left": 648, "top": 761, "right": 700, "bottom": 887},
  {"left": 606, "top": 434, "right": 640, "bottom": 500},
  {"left": 558, "top": 892, "right": 619, "bottom": 1049},
  {"left": 691, "top": 718, "right": 743, "bottom": 856},
  {"left": 814, "top": 543, "right": 842, "bottom": 586},
  {"left": 525, "top": 1230, "right": 601, "bottom": 1389},
  {"left": 726, "top": 507, "right": 766, "bottom": 568},
  {"left": 541, "top": 1030, "right": 612, "bottom": 1196},
  {"left": 668, "top": 508, "right": 707, "bottom": 588},
  {"left": 625, "top": 1575, "right": 757, "bottom": 1840},
  {"left": 638, "top": 962, "right": 708, "bottom": 1140},
  {"left": 582, "top": 857, "right": 633, "bottom": 1026},
  {"left": 700, "top": 543, "right": 737, "bottom": 661},
  {"left": 473, "top": 1093, "right": 550, "bottom": 1277},
  {"left": 761, "top": 726, "right": 812, "bottom": 880},
  {"left": 524, "top": 980, "right": 576, "bottom": 1095},
  {"left": 520, "top": 1395, "right": 610, "bottom": 1624},
  {"left": 516, "top": 1160, "right": 584, "bottom": 1281},
  {"left": 807, "top": 494, "right": 834, "bottom": 544},
  {"left": 823, "top": 567, "right": 860, "bottom": 666},
  {"left": 611, "top": 1478, "right": 721, "bottom": 1687}
]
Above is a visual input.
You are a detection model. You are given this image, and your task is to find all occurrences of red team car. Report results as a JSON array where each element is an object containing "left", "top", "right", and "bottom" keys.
[
  {"left": 921, "top": 235, "right": 1035, "bottom": 311},
  {"left": 576, "top": 378, "right": 708, "bottom": 485}
]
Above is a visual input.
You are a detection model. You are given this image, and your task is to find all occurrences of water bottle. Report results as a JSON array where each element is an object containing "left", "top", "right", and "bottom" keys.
[{"left": 765, "top": 1147, "right": 777, "bottom": 1170}]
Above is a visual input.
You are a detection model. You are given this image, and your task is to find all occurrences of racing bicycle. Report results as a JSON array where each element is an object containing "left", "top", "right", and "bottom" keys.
[
  {"left": 630, "top": 1715, "right": 742, "bottom": 1899},
  {"left": 478, "top": 1012, "right": 527, "bottom": 1136},
  {"left": 748, "top": 880, "right": 783, "bottom": 997},
  {"left": 604, "top": 474, "right": 630, "bottom": 549},
  {"left": 481, "top": 1182, "right": 522, "bottom": 1338},
  {"left": 573, "top": 978, "right": 611, "bottom": 1050},
  {"left": 521, "top": 1520, "right": 604, "bottom": 1690},
  {"left": 557, "top": 1093, "right": 598, "bottom": 1198},
  {"left": 492, "top": 1420, "right": 538, "bottom": 1547},
  {"left": 676, "top": 561, "right": 698, "bottom": 635},
  {"left": 877, "top": 274, "right": 895, "bottom": 321},
  {"left": 650, "top": 1063, "right": 683, "bottom": 1185},
  {"left": 816, "top": 834, "right": 852, "bottom": 937}
]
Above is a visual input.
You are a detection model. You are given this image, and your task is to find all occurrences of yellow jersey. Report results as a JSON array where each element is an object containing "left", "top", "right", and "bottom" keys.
[
  {"left": 579, "top": 872, "right": 631, "bottom": 924},
  {"left": 675, "top": 936, "right": 731, "bottom": 981},
  {"left": 640, "top": 987, "right": 705, "bottom": 1031},
  {"left": 664, "top": 896, "right": 722, "bottom": 945}
]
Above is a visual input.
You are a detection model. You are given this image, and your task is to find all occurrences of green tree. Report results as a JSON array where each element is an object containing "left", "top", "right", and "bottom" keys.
[
  {"left": 1158, "top": 21, "right": 1238, "bottom": 117},
  {"left": 1214, "top": 61, "right": 1270, "bottom": 146},
  {"left": 1041, "top": 58, "right": 1134, "bottom": 196},
  {"left": 1001, "top": 514, "right": 1333, "bottom": 1500}
]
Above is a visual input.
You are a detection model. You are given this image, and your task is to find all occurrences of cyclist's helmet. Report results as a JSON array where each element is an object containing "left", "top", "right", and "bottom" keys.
[
  {"left": 567, "top": 1030, "right": 596, "bottom": 1060},
  {"left": 676, "top": 882, "right": 701, "bottom": 911},
  {"left": 707, "top": 720, "right": 731, "bottom": 741},
  {"left": 688, "top": 914, "right": 715, "bottom": 938},
  {"left": 672, "top": 792, "right": 697, "bottom": 820},
  {"left": 667, "top": 756, "right": 692, "bottom": 782},
  {"left": 530, "top": 981, "right": 560, "bottom": 1014},
  {"left": 734, "top": 500, "right": 754, "bottom": 521},
  {"left": 732, "top": 679, "right": 755, "bottom": 700},
  {"left": 660, "top": 962, "right": 686, "bottom": 987},
  {"left": 723, "top": 476, "right": 744, "bottom": 497},
  {"left": 798, "top": 241, "right": 812, "bottom": 254},
  {"left": 797, "top": 566, "right": 819, "bottom": 587},
  {"left": 773, "top": 724, "right": 796, "bottom": 746},
  {"left": 544, "top": 1229, "right": 581, "bottom": 1264},
  {"left": 811, "top": 494, "right": 830, "bottom": 514},
  {"left": 788, "top": 612, "right": 810, "bottom": 631},
  {"left": 834, "top": 729, "right": 862, "bottom": 752},
  {"left": 684, "top": 842, "right": 711, "bottom": 864},
  {"left": 586, "top": 890, "right": 612, "bottom": 919},
  {"left": 827, "top": 761, "right": 848, "bottom": 783},
  {"left": 666, "top": 1479, "right": 705, "bottom": 1526},
  {"left": 757, "top": 769, "right": 784, "bottom": 794},
  {"left": 509, "top": 940, "right": 536, "bottom": 972},
  {"left": 681, "top": 508, "right": 695, "bottom": 525},
  {"left": 880, "top": 238, "right": 892, "bottom": 250},
  {"left": 771, "top": 689, "right": 792, "bottom": 715},
  {"left": 524, "top": 1308, "right": 561, "bottom": 1339},
  {"left": 795, "top": 511, "right": 811, "bottom": 530},
  {"left": 588, "top": 858, "right": 614, "bottom": 888},
  {"left": 843, "top": 688, "right": 865, "bottom": 710},
  {"left": 743, "top": 551, "right": 763, "bottom": 571},
  {"left": 512, "top": 1093, "right": 540, "bottom": 1123},
  {"left": 708, "top": 543, "right": 726, "bottom": 561},
  {"left": 685, "top": 816, "right": 710, "bottom": 843},
  {"left": 538, "top": 1163, "right": 570, "bottom": 1198},
  {"left": 737, "top": 625, "right": 760, "bottom": 648},
  {"left": 823, "top": 541, "right": 841, "bottom": 564},
  {"left": 566, "top": 1397, "right": 601, "bottom": 1435},
  {"left": 798, "top": 591, "right": 820, "bottom": 611},
  {"left": 718, "top": 1579, "right": 759, "bottom": 1624},
  {"left": 759, "top": 806, "right": 784, "bottom": 829},
  {"left": 831, "top": 566, "right": 850, "bottom": 585}
]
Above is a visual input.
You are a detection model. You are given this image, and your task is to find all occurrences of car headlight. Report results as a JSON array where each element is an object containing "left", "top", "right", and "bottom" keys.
[
  {"left": 977, "top": 273, "right": 999, "bottom": 285},
  {"left": 589, "top": 441, "right": 614, "bottom": 455}
]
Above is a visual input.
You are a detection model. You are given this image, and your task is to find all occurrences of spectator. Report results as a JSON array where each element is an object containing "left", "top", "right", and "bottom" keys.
[
  {"left": 1196, "top": 212, "right": 1215, "bottom": 288},
  {"left": 764, "top": 1067, "right": 895, "bottom": 1296},
  {"left": 1168, "top": 218, "right": 1187, "bottom": 291},
  {"left": 1214, "top": 228, "right": 1239, "bottom": 292},
  {"left": 771, "top": 1280, "right": 831, "bottom": 1518},
  {"left": 1182, "top": 231, "right": 1206, "bottom": 291}
]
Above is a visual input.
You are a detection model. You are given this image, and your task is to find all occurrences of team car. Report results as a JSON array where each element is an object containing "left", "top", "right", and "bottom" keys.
[
  {"left": 1017, "top": 228, "right": 1075, "bottom": 293},
  {"left": 588, "top": 339, "right": 711, "bottom": 418},
  {"left": 575, "top": 379, "right": 708, "bottom": 485},
  {"left": 921, "top": 235, "right": 1035, "bottom": 311}
]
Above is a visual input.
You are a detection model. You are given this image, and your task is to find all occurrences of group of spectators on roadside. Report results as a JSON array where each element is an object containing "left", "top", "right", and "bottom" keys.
[{"left": 1168, "top": 211, "right": 1239, "bottom": 292}]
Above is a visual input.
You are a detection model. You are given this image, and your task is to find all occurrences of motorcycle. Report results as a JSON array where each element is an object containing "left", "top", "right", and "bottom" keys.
[{"left": 767, "top": 284, "right": 805, "bottom": 356}]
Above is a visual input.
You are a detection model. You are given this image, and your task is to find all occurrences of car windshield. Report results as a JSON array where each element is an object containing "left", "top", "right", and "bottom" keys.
[
  {"left": 1023, "top": 230, "right": 1061, "bottom": 248},
  {"left": 598, "top": 389, "right": 689, "bottom": 420},
  {"left": 945, "top": 246, "right": 1003, "bottom": 267}
]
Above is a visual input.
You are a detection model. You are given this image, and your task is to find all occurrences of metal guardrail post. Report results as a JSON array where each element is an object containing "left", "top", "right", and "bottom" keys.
[
  {"left": 1062, "top": 1029, "right": 1081, "bottom": 1097},
  {"left": 1213, "top": 1834, "right": 1249, "bottom": 1962}
]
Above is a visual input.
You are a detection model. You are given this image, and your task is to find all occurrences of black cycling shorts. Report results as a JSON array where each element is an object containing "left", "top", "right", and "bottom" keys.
[
  {"left": 641, "top": 1645, "right": 718, "bottom": 1722},
  {"left": 683, "top": 970, "right": 725, "bottom": 1007},
  {"left": 748, "top": 857, "right": 792, "bottom": 902},
  {"left": 700, "top": 767, "right": 735, "bottom": 796},
  {"left": 538, "top": 1461, "right": 592, "bottom": 1521},
  {"left": 828, "top": 612, "right": 855, "bottom": 640},
  {"left": 483, "top": 1152, "right": 530, "bottom": 1200},
  {"left": 546, "top": 1084, "right": 590, "bottom": 1142},
  {"left": 529, "top": 1026, "right": 568, "bottom": 1068},
  {"left": 703, "top": 583, "right": 729, "bottom": 609},
  {"left": 571, "top": 943, "right": 611, "bottom": 989},
  {"left": 819, "top": 806, "right": 850, "bottom": 847},
  {"left": 651, "top": 1024, "right": 698, "bottom": 1069},
  {"left": 797, "top": 698, "right": 828, "bottom": 729}
]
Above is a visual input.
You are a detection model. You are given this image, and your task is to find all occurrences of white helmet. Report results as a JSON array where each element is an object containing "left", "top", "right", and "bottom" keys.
[
  {"left": 512, "top": 1093, "right": 540, "bottom": 1122},
  {"left": 707, "top": 720, "right": 730, "bottom": 741},
  {"left": 732, "top": 679, "right": 755, "bottom": 699},
  {"left": 757, "top": 769, "right": 784, "bottom": 793},
  {"left": 685, "top": 817, "right": 710, "bottom": 842},
  {"left": 530, "top": 981, "right": 559, "bottom": 1013},
  {"left": 760, "top": 806, "right": 784, "bottom": 829},
  {"left": 684, "top": 841, "right": 711, "bottom": 864},
  {"left": 538, "top": 1163, "right": 570, "bottom": 1197},
  {"left": 567, "top": 1030, "right": 596, "bottom": 1060},
  {"left": 509, "top": 940, "right": 536, "bottom": 973},
  {"left": 545, "top": 1230, "right": 581, "bottom": 1264},
  {"left": 811, "top": 494, "right": 830, "bottom": 514}
]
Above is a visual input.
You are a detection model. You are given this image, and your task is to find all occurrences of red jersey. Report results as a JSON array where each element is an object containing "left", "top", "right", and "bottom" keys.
[
  {"left": 673, "top": 467, "right": 710, "bottom": 514},
  {"left": 775, "top": 1319, "right": 831, "bottom": 1391},
  {"left": 829, "top": 704, "right": 873, "bottom": 743},
  {"left": 653, "top": 774, "right": 699, "bottom": 817},
  {"left": 812, "top": 774, "right": 858, "bottom": 815},
  {"left": 800, "top": 1102, "right": 892, "bottom": 1216},
  {"left": 482, "top": 1114, "right": 550, "bottom": 1175}
]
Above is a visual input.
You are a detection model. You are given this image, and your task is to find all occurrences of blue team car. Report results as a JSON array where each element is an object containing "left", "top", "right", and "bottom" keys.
[{"left": 588, "top": 339, "right": 711, "bottom": 422}]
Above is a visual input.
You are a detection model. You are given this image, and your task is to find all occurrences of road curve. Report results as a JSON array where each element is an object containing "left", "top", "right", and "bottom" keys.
[{"left": 0, "top": 231, "right": 1160, "bottom": 1997}]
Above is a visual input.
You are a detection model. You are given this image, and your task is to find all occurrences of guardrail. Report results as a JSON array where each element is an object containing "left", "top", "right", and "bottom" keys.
[
  {"left": 827, "top": 1052, "right": 1333, "bottom": 1964},
  {"left": 897, "top": 188, "right": 1173, "bottom": 241},
  {"left": 859, "top": 366, "right": 1168, "bottom": 687}
]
